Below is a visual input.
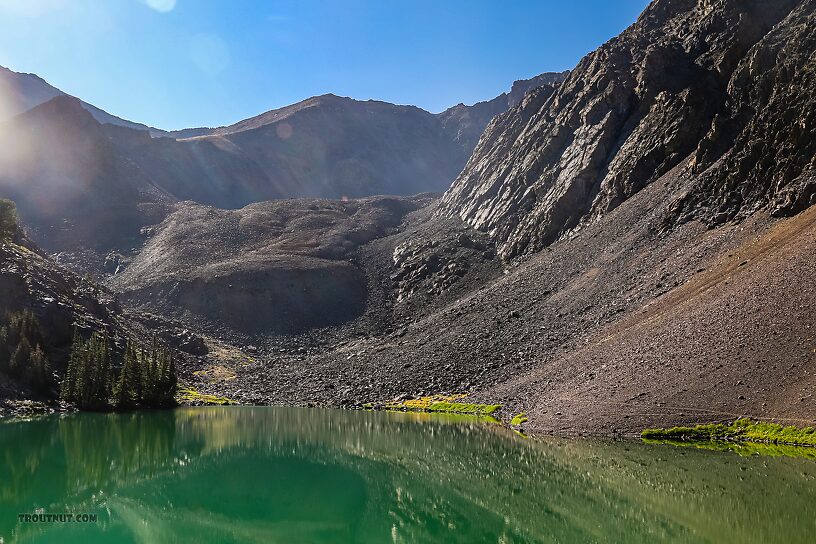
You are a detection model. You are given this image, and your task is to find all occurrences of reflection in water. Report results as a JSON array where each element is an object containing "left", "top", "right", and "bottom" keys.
[{"left": 1, "top": 407, "right": 816, "bottom": 543}]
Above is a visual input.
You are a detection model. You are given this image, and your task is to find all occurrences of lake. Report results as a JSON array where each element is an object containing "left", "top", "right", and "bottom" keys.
[{"left": 1, "top": 407, "right": 815, "bottom": 543}]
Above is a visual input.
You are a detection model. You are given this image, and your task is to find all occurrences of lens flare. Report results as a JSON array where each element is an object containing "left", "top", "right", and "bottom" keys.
[
  {"left": 276, "top": 123, "right": 293, "bottom": 140},
  {"left": 143, "top": 0, "right": 176, "bottom": 13}
]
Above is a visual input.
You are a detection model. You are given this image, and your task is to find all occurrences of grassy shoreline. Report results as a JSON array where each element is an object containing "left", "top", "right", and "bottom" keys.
[
  {"left": 368, "top": 395, "right": 502, "bottom": 417},
  {"left": 642, "top": 418, "right": 816, "bottom": 448}
]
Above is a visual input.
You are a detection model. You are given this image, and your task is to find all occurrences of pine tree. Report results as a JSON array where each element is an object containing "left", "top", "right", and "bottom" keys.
[
  {"left": 61, "top": 328, "right": 82, "bottom": 401},
  {"left": 0, "top": 199, "right": 18, "bottom": 241},
  {"left": 10, "top": 337, "right": 30, "bottom": 378},
  {"left": 61, "top": 330, "right": 112, "bottom": 409},
  {"left": 28, "top": 345, "right": 52, "bottom": 394},
  {"left": 143, "top": 340, "right": 157, "bottom": 405},
  {"left": 98, "top": 335, "right": 113, "bottom": 405},
  {"left": 114, "top": 341, "right": 138, "bottom": 409},
  {"left": 163, "top": 351, "right": 178, "bottom": 406}
]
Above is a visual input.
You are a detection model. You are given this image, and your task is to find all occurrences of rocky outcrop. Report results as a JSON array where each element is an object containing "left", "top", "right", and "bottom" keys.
[
  {"left": 391, "top": 218, "right": 497, "bottom": 302},
  {"left": 439, "top": 0, "right": 806, "bottom": 259},
  {"left": 669, "top": 0, "right": 816, "bottom": 225},
  {"left": 437, "top": 72, "right": 568, "bottom": 156}
]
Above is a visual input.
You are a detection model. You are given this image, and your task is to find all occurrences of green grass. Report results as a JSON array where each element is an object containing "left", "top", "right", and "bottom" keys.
[
  {"left": 177, "top": 387, "right": 235, "bottom": 406},
  {"left": 424, "top": 402, "right": 501, "bottom": 416},
  {"left": 510, "top": 412, "right": 528, "bottom": 426},
  {"left": 642, "top": 418, "right": 816, "bottom": 447},
  {"left": 381, "top": 395, "right": 501, "bottom": 416}
]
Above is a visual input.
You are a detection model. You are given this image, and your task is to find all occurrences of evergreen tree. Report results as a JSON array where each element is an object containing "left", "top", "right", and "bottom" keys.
[
  {"left": 27, "top": 345, "right": 52, "bottom": 394},
  {"left": 113, "top": 341, "right": 138, "bottom": 409},
  {"left": 163, "top": 352, "right": 178, "bottom": 406},
  {"left": 1, "top": 310, "right": 54, "bottom": 395},
  {"left": 61, "top": 330, "right": 112, "bottom": 410},
  {"left": 61, "top": 330, "right": 178, "bottom": 411},
  {"left": 10, "top": 337, "right": 31, "bottom": 378},
  {"left": 61, "top": 328, "right": 83, "bottom": 401}
]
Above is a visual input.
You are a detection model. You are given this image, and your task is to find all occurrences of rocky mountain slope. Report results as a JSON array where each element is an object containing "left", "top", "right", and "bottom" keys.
[
  {"left": 110, "top": 195, "right": 436, "bottom": 335},
  {"left": 439, "top": 0, "right": 808, "bottom": 259},
  {"left": 437, "top": 71, "right": 568, "bottom": 155},
  {"left": 0, "top": 202, "right": 215, "bottom": 412},
  {"left": 179, "top": 152, "right": 816, "bottom": 437},
  {"left": 0, "top": 224, "right": 132, "bottom": 405},
  {"left": 128, "top": 0, "right": 816, "bottom": 436}
]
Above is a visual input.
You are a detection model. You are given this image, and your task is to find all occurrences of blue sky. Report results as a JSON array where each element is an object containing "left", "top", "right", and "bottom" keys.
[{"left": 0, "top": 0, "right": 650, "bottom": 130}]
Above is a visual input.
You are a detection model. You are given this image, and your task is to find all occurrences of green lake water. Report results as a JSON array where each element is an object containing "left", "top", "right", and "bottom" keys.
[{"left": 1, "top": 407, "right": 815, "bottom": 543}]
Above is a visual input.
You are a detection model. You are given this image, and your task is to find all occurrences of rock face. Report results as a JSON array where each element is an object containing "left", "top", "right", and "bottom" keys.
[
  {"left": 437, "top": 72, "right": 568, "bottom": 157},
  {"left": 671, "top": 0, "right": 816, "bottom": 223},
  {"left": 440, "top": 0, "right": 808, "bottom": 259}
]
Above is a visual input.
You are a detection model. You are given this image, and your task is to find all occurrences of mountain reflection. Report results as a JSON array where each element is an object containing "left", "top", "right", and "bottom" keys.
[{"left": 1, "top": 407, "right": 816, "bottom": 543}]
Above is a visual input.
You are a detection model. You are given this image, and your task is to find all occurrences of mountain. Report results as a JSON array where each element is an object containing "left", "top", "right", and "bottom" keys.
[
  {"left": 115, "top": 0, "right": 816, "bottom": 436},
  {"left": 439, "top": 0, "right": 808, "bottom": 259},
  {"left": 7, "top": 0, "right": 813, "bottom": 437},
  {"left": 0, "top": 65, "right": 165, "bottom": 135},
  {"left": 173, "top": 94, "right": 469, "bottom": 200},
  {"left": 0, "top": 70, "right": 564, "bottom": 253}
]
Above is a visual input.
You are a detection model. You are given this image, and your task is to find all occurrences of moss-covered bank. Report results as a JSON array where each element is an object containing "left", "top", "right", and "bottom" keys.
[
  {"left": 371, "top": 395, "right": 501, "bottom": 417},
  {"left": 643, "top": 418, "right": 816, "bottom": 448}
]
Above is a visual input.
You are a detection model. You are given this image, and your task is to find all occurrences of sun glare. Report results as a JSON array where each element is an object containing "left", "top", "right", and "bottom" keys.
[{"left": 143, "top": 0, "right": 176, "bottom": 13}]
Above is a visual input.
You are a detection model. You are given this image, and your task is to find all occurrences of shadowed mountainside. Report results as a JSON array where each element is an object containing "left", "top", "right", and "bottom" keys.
[{"left": 0, "top": 65, "right": 165, "bottom": 135}]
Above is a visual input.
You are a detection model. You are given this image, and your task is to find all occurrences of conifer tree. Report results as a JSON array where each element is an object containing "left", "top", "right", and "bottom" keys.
[
  {"left": 28, "top": 345, "right": 52, "bottom": 394},
  {"left": 0, "top": 199, "right": 18, "bottom": 241},
  {"left": 114, "top": 341, "right": 138, "bottom": 409},
  {"left": 10, "top": 336, "right": 30, "bottom": 378},
  {"left": 61, "top": 330, "right": 112, "bottom": 409},
  {"left": 163, "top": 352, "right": 178, "bottom": 406},
  {"left": 61, "top": 328, "right": 84, "bottom": 402}
]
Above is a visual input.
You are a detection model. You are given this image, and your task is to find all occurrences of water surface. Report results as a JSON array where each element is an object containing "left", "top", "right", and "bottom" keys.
[{"left": 1, "top": 407, "right": 815, "bottom": 543}]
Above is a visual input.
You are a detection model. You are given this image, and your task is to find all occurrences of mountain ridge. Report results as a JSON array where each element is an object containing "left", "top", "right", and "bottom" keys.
[{"left": 0, "top": 68, "right": 567, "bottom": 254}]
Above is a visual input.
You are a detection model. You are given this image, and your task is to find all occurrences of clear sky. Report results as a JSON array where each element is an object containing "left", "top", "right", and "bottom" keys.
[{"left": 0, "top": 0, "right": 650, "bottom": 130}]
